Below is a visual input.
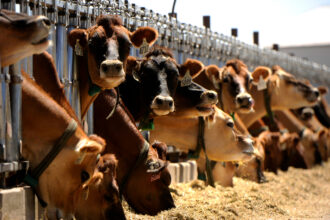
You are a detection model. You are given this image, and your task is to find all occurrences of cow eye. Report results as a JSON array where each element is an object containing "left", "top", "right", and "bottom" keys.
[
  {"left": 223, "top": 75, "right": 229, "bottom": 83},
  {"left": 81, "top": 170, "right": 90, "bottom": 183}
]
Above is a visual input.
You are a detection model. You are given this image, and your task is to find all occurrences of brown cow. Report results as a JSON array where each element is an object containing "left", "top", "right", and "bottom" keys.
[
  {"left": 74, "top": 153, "right": 126, "bottom": 220},
  {"left": 151, "top": 107, "right": 255, "bottom": 162},
  {"left": 275, "top": 110, "right": 322, "bottom": 168},
  {"left": 21, "top": 73, "right": 105, "bottom": 215},
  {"left": 235, "top": 135, "right": 266, "bottom": 183},
  {"left": 259, "top": 131, "right": 282, "bottom": 174},
  {"left": 194, "top": 59, "right": 254, "bottom": 114},
  {"left": 120, "top": 47, "right": 214, "bottom": 121},
  {"left": 0, "top": 9, "right": 50, "bottom": 67},
  {"left": 279, "top": 132, "right": 308, "bottom": 170},
  {"left": 67, "top": 15, "right": 158, "bottom": 118},
  {"left": 238, "top": 66, "right": 320, "bottom": 127},
  {"left": 93, "top": 90, "right": 175, "bottom": 215},
  {"left": 193, "top": 61, "right": 266, "bottom": 184}
]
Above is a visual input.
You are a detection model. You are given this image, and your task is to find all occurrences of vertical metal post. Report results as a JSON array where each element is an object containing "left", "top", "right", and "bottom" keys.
[
  {"left": 231, "top": 28, "right": 238, "bottom": 37},
  {"left": 272, "top": 44, "right": 279, "bottom": 51},
  {"left": 47, "top": 2, "right": 57, "bottom": 62},
  {"left": 71, "top": 3, "right": 82, "bottom": 120},
  {"left": 253, "top": 31, "right": 259, "bottom": 46},
  {"left": 8, "top": 63, "right": 21, "bottom": 163}
]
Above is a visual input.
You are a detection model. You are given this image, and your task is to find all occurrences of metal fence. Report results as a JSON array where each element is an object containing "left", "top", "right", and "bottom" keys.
[{"left": 0, "top": 0, "right": 329, "bottom": 185}]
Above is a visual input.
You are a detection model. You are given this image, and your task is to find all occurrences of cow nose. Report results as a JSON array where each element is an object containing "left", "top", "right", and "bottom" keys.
[
  {"left": 36, "top": 16, "right": 51, "bottom": 28},
  {"left": 226, "top": 120, "right": 234, "bottom": 128},
  {"left": 153, "top": 95, "right": 174, "bottom": 109},
  {"left": 201, "top": 90, "right": 218, "bottom": 104},
  {"left": 236, "top": 95, "right": 253, "bottom": 107},
  {"left": 100, "top": 60, "right": 124, "bottom": 77}
]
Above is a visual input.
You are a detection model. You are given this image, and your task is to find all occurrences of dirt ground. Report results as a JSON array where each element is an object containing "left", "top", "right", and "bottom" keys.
[{"left": 124, "top": 160, "right": 330, "bottom": 219}]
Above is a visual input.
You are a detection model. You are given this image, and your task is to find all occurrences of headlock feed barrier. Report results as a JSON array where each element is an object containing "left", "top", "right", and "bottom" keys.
[{"left": 0, "top": 0, "right": 329, "bottom": 186}]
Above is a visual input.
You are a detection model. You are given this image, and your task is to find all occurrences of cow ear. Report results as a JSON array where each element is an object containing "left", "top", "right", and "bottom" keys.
[
  {"left": 126, "top": 56, "right": 141, "bottom": 82},
  {"left": 179, "top": 59, "right": 204, "bottom": 80},
  {"left": 68, "top": 29, "right": 88, "bottom": 49},
  {"left": 75, "top": 139, "right": 105, "bottom": 164},
  {"left": 205, "top": 65, "right": 221, "bottom": 83},
  {"left": 251, "top": 66, "right": 271, "bottom": 84},
  {"left": 318, "top": 86, "right": 328, "bottom": 95},
  {"left": 130, "top": 27, "right": 158, "bottom": 48},
  {"left": 151, "top": 141, "right": 167, "bottom": 161}
]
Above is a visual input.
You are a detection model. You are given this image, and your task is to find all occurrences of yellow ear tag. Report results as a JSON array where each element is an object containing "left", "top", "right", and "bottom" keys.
[
  {"left": 75, "top": 39, "right": 84, "bottom": 56},
  {"left": 257, "top": 75, "right": 267, "bottom": 91},
  {"left": 139, "top": 38, "right": 149, "bottom": 56},
  {"left": 180, "top": 70, "right": 192, "bottom": 87}
]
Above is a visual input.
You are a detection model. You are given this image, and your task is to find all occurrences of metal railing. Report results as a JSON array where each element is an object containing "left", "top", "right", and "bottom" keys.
[{"left": 0, "top": 0, "right": 329, "bottom": 182}]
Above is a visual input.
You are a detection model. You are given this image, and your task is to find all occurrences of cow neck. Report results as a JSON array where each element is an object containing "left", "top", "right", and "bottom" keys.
[
  {"left": 93, "top": 89, "right": 148, "bottom": 185},
  {"left": 275, "top": 110, "right": 306, "bottom": 134},
  {"left": 24, "top": 119, "right": 78, "bottom": 207},
  {"left": 187, "top": 117, "right": 215, "bottom": 187},
  {"left": 32, "top": 52, "right": 81, "bottom": 124},
  {"left": 77, "top": 54, "right": 101, "bottom": 119},
  {"left": 119, "top": 75, "right": 149, "bottom": 122}
]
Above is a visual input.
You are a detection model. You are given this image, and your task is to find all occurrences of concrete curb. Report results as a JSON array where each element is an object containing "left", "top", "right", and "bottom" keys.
[{"left": 167, "top": 160, "right": 198, "bottom": 184}]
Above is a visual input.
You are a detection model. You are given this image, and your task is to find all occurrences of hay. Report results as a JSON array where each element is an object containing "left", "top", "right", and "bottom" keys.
[{"left": 124, "top": 161, "right": 330, "bottom": 219}]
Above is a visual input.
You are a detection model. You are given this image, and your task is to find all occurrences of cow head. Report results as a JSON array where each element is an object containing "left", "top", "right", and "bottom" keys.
[
  {"left": 204, "top": 59, "right": 254, "bottom": 113},
  {"left": 126, "top": 47, "right": 204, "bottom": 117},
  {"left": 123, "top": 142, "right": 175, "bottom": 215},
  {"left": 279, "top": 132, "right": 308, "bottom": 170},
  {"left": 74, "top": 154, "right": 126, "bottom": 220},
  {"left": 253, "top": 65, "right": 319, "bottom": 109},
  {"left": 68, "top": 15, "right": 158, "bottom": 90},
  {"left": 299, "top": 128, "right": 322, "bottom": 168},
  {"left": 205, "top": 107, "right": 256, "bottom": 161},
  {"left": 37, "top": 136, "right": 105, "bottom": 213},
  {"left": 0, "top": 9, "right": 50, "bottom": 67},
  {"left": 235, "top": 137, "right": 267, "bottom": 183},
  {"left": 259, "top": 131, "right": 282, "bottom": 174},
  {"left": 316, "top": 129, "right": 329, "bottom": 162}
]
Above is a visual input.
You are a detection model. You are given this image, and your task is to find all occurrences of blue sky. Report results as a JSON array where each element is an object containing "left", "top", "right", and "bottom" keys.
[{"left": 130, "top": 0, "right": 330, "bottom": 47}]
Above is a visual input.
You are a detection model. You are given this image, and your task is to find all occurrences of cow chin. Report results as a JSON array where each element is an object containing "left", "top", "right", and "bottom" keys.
[
  {"left": 196, "top": 105, "right": 215, "bottom": 116},
  {"left": 237, "top": 106, "right": 255, "bottom": 114},
  {"left": 152, "top": 108, "right": 173, "bottom": 116},
  {"left": 98, "top": 74, "right": 126, "bottom": 89}
]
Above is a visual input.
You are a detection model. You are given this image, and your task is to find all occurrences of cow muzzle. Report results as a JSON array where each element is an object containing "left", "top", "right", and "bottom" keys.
[
  {"left": 236, "top": 93, "right": 254, "bottom": 113},
  {"left": 30, "top": 16, "right": 50, "bottom": 48},
  {"left": 100, "top": 60, "right": 125, "bottom": 79},
  {"left": 306, "top": 88, "right": 319, "bottom": 103},
  {"left": 196, "top": 91, "right": 217, "bottom": 116},
  {"left": 151, "top": 95, "right": 175, "bottom": 116}
]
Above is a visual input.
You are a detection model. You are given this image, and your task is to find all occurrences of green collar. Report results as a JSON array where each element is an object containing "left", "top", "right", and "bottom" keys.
[
  {"left": 24, "top": 119, "right": 78, "bottom": 207},
  {"left": 138, "top": 115, "right": 154, "bottom": 131},
  {"left": 88, "top": 83, "right": 101, "bottom": 96},
  {"left": 230, "top": 112, "right": 235, "bottom": 121},
  {"left": 263, "top": 85, "right": 278, "bottom": 131},
  {"left": 188, "top": 117, "right": 215, "bottom": 187}
]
